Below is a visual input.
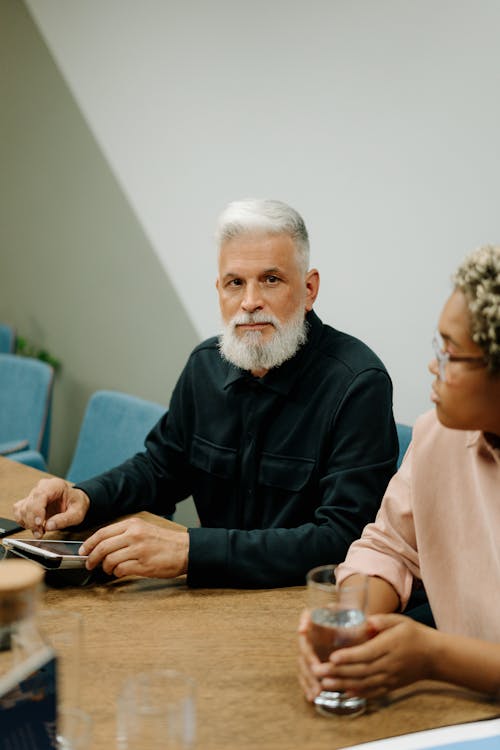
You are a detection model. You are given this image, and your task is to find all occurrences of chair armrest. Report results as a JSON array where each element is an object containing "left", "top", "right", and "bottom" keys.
[
  {"left": 7, "top": 450, "right": 48, "bottom": 472},
  {"left": 0, "top": 439, "right": 30, "bottom": 455}
]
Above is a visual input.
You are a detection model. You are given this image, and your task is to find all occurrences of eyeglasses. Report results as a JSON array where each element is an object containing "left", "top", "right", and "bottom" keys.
[{"left": 432, "top": 330, "right": 486, "bottom": 383}]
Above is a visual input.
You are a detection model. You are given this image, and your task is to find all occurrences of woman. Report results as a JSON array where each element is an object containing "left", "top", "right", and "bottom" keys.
[{"left": 299, "top": 245, "right": 500, "bottom": 700}]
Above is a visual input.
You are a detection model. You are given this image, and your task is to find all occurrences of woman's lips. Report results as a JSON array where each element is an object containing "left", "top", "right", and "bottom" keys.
[{"left": 430, "top": 387, "right": 440, "bottom": 404}]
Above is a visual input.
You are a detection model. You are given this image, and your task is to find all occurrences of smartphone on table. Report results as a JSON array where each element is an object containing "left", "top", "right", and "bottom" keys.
[
  {"left": 2, "top": 539, "right": 88, "bottom": 569},
  {"left": 0, "top": 518, "right": 24, "bottom": 537}
]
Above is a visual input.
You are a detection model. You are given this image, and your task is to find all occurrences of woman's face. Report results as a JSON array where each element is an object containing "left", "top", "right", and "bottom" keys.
[{"left": 429, "top": 289, "right": 500, "bottom": 435}]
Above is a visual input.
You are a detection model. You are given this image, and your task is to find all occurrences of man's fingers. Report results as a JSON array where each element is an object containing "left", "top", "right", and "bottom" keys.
[
  {"left": 13, "top": 478, "right": 69, "bottom": 531},
  {"left": 44, "top": 508, "right": 82, "bottom": 532},
  {"left": 97, "top": 546, "right": 137, "bottom": 576},
  {"left": 112, "top": 560, "right": 141, "bottom": 579},
  {"left": 80, "top": 520, "right": 129, "bottom": 555},
  {"left": 80, "top": 519, "right": 188, "bottom": 579},
  {"left": 13, "top": 498, "right": 46, "bottom": 532},
  {"left": 83, "top": 524, "right": 137, "bottom": 569}
]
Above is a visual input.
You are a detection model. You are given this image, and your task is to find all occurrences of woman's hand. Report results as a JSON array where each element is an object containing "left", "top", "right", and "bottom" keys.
[
  {"left": 321, "top": 614, "right": 435, "bottom": 699},
  {"left": 298, "top": 610, "right": 323, "bottom": 702},
  {"left": 298, "top": 611, "right": 436, "bottom": 702}
]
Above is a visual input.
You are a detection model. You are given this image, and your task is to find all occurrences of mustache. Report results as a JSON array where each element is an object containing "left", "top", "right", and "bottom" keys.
[{"left": 230, "top": 312, "right": 280, "bottom": 328}]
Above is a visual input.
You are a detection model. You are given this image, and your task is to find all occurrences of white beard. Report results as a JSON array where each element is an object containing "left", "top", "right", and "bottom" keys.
[{"left": 218, "top": 307, "right": 308, "bottom": 372}]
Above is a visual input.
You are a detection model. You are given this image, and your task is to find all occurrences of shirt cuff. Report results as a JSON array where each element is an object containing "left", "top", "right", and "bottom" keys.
[
  {"left": 187, "top": 527, "right": 228, "bottom": 587},
  {"left": 73, "top": 478, "right": 115, "bottom": 526},
  {"left": 336, "top": 552, "right": 414, "bottom": 612}
]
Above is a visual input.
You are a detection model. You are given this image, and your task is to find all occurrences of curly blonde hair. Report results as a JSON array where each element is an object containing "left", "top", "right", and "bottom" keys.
[{"left": 453, "top": 245, "right": 500, "bottom": 375}]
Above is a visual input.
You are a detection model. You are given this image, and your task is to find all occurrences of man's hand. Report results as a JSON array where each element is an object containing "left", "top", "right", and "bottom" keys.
[
  {"left": 319, "top": 614, "right": 435, "bottom": 699},
  {"left": 79, "top": 517, "right": 190, "bottom": 579},
  {"left": 13, "top": 478, "right": 90, "bottom": 537}
]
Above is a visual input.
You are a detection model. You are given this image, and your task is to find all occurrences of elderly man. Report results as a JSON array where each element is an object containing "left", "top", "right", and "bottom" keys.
[{"left": 14, "top": 199, "right": 398, "bottom": 587}]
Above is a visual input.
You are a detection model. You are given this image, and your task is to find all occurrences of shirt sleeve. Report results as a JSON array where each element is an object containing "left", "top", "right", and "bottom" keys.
[
  {"left": 187, "top": 368, "right": 399, "bottom": 587},
  {"left": 336, "top": 443, "right": 420, "bottom": 611},
  {"left": 75, "top": 399, "right": 191, "bottom": 525}
]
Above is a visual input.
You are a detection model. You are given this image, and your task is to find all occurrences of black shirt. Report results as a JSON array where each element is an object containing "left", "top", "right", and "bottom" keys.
[{"left": 77, "top": 311, "right": 398, "bottom": 587}]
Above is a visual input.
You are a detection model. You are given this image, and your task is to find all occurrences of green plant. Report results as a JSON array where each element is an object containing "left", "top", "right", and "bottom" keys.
[{"left": 15, "top": 336, "right": 62, "bottom": 372}]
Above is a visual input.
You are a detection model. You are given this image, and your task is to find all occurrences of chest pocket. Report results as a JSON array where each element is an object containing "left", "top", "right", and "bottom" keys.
[
  {"left": 259, "top": 452, "right": 315, "bottom": 492},
  {"left": 190, "top": 434, "right": 237, "bottom": 479}
]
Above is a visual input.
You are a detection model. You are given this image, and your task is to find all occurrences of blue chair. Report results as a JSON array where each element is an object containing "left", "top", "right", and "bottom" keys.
[
  {"left": 0, "top": 353, "right": 54, "bottom": 471},
  {"left": 396, "top": 422, "right": 412, "bottom": 468},
  {"left": 394, "top": 421, "right": 435, "bottom": 627},
  {"left": 0, "top": 324, "right": 15, "bottom": 353},
  {"left": 66, "top": 390, "right": 167, "bottom": 483}
]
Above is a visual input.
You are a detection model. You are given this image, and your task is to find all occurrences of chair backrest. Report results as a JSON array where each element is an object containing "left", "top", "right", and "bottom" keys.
[
  {"left": 396, "top": 422, "right": 412, "bottom": 468},
  {"left": 0, "top": 353, "right": 54, "bottom": 458},
  {"left": 0, "top": 324, "right": 15, "bottom": 353},
  {"left": 66, "top": 389, "right": 167, "bottom": 484}
]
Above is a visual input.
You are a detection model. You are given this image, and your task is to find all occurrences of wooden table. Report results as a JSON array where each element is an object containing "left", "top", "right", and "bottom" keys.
[{"left": 1, "top": 455, "right": 499, "bottom": 749}]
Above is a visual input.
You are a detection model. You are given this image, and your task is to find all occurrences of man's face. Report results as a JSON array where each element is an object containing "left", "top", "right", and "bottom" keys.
[
  {"left": 216, "top": 233, "right": 319, "bottom": 376},
  {"left": 429, "top": 289, "right": 500, "bottom": 434},
  {"left": 217, "top": 232, "right": 315, "bottom": 338}
]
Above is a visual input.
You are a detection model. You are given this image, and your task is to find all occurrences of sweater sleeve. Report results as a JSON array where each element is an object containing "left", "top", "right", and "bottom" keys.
[{"left": 336, "top": 442, "right": 420, "bottom": 611}]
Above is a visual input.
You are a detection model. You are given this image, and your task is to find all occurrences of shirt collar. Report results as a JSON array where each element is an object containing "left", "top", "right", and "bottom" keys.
[
  {"left": 222, "top": 310, "right": 323, "bottom": 394},
  {"left": 466, "top": 431, "right": 482, "bottom": 448},
  {"left": 467, "top": 430, "right": 500, "bottom": 462}
]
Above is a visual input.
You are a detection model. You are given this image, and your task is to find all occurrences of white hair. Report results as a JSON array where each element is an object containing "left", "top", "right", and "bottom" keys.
[
  {"left": 215, "top": 199, "right": 310, "bottom": 273},
  {"left": 218, "top": 308, "right": 308, "bottom": 372}
]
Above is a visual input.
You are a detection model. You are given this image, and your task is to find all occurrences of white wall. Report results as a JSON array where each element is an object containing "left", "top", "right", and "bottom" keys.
[{"left": 25, "top": 0, "right": 500, "bottom": 424}]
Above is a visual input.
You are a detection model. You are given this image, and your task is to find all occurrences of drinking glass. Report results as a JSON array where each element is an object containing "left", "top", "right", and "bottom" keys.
[
  {"left": 306, "top": 565, "right": 368, "bottom": 717},
  {"left": 57, "top": 707, "right": 93, "bottom": 750},
  {"left": 12, "top": 608, "right": 84, "bottom": 748},
  {"left": 36, "top": 610, "right": 83, "bottom": 711},
  {"left": 116, "top": 669, "right": 196, "bottom": 749},
  {"left": 37, "top": 610, "right": 83, "bottom": 749}
]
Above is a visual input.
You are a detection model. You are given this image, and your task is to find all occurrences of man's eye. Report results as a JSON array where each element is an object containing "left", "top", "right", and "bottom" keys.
[
  {"left": 265, "top": 275, "right": 280, "bottom": 284},
  {"left": 227, "top": 279, "right": 242, "bottom": 287}
]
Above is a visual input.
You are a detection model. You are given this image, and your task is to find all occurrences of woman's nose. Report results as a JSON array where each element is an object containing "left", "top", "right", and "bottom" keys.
[{"left": 428, "top": 357, "right": 439, "bottom": 377}]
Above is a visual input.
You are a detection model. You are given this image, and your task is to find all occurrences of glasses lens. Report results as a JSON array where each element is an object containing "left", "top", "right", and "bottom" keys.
[{"left": 433, "top": 331, "right": 447, "bottom": 382}]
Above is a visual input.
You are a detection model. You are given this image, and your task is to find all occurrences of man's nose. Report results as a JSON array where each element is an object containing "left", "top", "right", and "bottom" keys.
[
  {"left": 428, "top": 357, "right": 438, "bottom": 377},
  {"left": 241, "top": 282, "right": 264, "bottom": 312}
]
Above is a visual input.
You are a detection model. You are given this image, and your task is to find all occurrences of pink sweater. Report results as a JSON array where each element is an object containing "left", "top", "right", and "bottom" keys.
[{"left": 338, "top": 410, "right": 500, "bottom": 640}]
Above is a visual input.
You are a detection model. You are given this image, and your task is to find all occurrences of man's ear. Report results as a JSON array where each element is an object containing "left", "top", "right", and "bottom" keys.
[{"left": 304, "top": 269, "right": 320, "bottom": 311}]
